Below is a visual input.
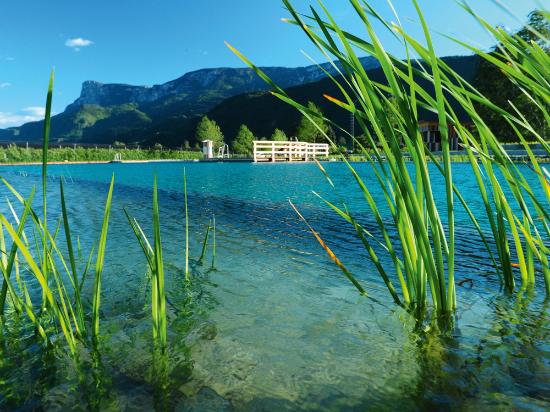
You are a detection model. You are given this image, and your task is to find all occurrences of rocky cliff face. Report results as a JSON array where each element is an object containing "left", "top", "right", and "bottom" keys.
[
  {"left": 67, "top": 80, "right": 167, "bottom": 109},
  {"left": 66, "top": 57, "right": 379, "bottom": 111}
]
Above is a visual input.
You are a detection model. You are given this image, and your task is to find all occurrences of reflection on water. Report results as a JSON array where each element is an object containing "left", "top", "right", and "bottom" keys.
[{"left": 0, "top": 162, "right": 548, "bottom": 411}]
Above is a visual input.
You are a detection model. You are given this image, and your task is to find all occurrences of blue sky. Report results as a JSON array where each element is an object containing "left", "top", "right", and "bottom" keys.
[{"left": 0, "top": 0, "right": 543, "bottom": 127}]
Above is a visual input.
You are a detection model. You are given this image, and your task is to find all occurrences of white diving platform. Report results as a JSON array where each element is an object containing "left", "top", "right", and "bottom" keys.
[{"left": 253, "top": 140, "right": 329, "bottom": 162}]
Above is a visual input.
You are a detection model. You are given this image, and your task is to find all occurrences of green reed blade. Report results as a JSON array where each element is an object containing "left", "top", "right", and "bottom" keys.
[
  {"left": 0, "top": 227, "right": 24, "bottom": 314},
  {"left": 198, "top": 221, "right": 211, "bottom": 264},
  {"left": 0, "top": 214, "right": 77, "bottom": 354},
  {"left": 92, "top": 175, "right": 115, "bottom": 340},
  {"left": 184, "top": 168, "right": 189, "bottom": 281},
  {"left": 21, "top": 281, "right": 49, "bottom": 343},
  {"left": 77, "top": 236, "right": 82, "bottom": 262},
  {"left": 211, "top": 214, "right": 216, "bottom": 269},
  {"left": 60, "top": 179, "right": 86, "bottom": 334},
  {"left": 47, "top": 252, "right": 78, "bottom": 344},
  {"left": 152, "top": 177, "right": 167, "bottom": 350},
  {"left": 59, "top": 180, "right": 78, "bottom": 289},
  {"left": 39, "top": 216, "right": 88, "bottom": 337},
  {"left": 411, "top": 0, "right": 455, "bottom": 310},
  {"left": 124, "top": 207, "right": 154, "bottom": 270},
  {"left": 0, "top": 188, "right": 36, "bottom": 314},
  {"left": 41, "top": 70, "right": 54, "bottom": 311},
  {"left": 313, "top": 194, "right": 401, "bottom": 304},
  {"left": 289, "top": 200, "right": 367, "bottom": 296},
  {"left": 79, "top": 245, "right": 96, "bottom": 294}
]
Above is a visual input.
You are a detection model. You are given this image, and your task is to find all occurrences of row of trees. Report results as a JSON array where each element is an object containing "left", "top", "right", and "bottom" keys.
[
  {"left": 194, "top": 101, "right": 332, "bottom": 155},
  {"left": 474, "top": 10, "right": 549, "bottom": 142}
]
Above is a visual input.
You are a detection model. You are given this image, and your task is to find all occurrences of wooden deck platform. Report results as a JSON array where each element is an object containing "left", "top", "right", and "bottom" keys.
[{"left": 253, "top": 141, "right": 329, "bottom": 162}]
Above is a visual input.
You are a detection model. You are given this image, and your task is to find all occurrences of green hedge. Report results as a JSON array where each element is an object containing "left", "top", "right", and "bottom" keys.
[{"left": 0, "top": 146, "right": 203, "bottom": 163}]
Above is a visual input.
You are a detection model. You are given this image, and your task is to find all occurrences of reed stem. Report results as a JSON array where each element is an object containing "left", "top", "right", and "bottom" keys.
[
  {"left": 211, "top": 214, "right": 216, "bottom": 269},
  {"left": 199, "top": 221, "right": 211, "bottom": 264},
  {"left": 184, "top": 168, "right": 190, "bottom": 281}
]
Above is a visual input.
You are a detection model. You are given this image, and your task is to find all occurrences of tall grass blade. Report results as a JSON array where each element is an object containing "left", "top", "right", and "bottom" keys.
[
  {"left": 199, "top": 221, "right": 211, "bottom": 264},
  {"left": 0, "top": 214, "right": 77, "bottom": 354},
  {"left": 60, "top": 179, "right": 86, "bottom": 335},
  {"left": 92, "top": 175, "right": 115, "bottom": 340},
  {"left": 289, "top": 200, "right": 367, "bottom": 296},
  {"left": 184, "top": 168, "right": 189, "bottom": 281},
  {"left": 152, "top": 177, "right": 167, "bottom": 350},
  {"left": 124, "top": 207, "right": 154, "bottom": 269},
  {"left": 211, "top": 214, "right": 216, "bottom": 269},
  {"left": 41, "top": 70, "right": 54, "bottom": 311},
  {"left": 0, "top": 189, "right": 36, "bottom": 314}
]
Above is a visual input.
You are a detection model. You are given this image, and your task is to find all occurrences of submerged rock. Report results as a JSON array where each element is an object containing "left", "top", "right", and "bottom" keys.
[
  {"left": 240, "top": 396, "right": 298, "bottom": 412},
  {"left": 175, "top": 387, "right": 233, "bottom": 412}
]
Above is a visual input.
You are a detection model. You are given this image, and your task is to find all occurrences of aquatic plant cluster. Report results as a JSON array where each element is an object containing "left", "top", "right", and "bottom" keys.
[
  {"left": 230, "top": 0, "right": 549, "bottom": 323},
  {"left": 0, "top": 73, "right": 216, "bottom": 387}
]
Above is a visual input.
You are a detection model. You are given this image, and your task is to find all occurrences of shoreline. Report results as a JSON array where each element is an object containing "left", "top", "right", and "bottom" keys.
[
  {"left": 0, "top": 159, "right": 201, "bottom": 167},
  {"left": 0, "top": 156, "right": 547, "bottom": 167}
]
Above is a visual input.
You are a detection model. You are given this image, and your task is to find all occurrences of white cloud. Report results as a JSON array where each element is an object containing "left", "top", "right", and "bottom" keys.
[
  {"left": 0, "top": 107, "right": 48, "bottom": 128},
  {"left": 23, "top": 106, "right": 46, "bottom": 117},
  {"left": 65, "top": 37, "right": 94, "bottom": 50},
  {"left": 0, "top": 82, "right": 11, "bottom": 88}
]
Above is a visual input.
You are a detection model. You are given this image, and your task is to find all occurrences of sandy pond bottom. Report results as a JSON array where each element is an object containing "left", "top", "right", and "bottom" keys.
[{"left": 0, "top": 162, "right": 548, "bottom": 411}]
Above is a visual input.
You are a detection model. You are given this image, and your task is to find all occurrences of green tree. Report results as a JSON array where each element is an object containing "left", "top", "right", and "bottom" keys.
[
  {"left": 271, "top": 128, "right": 287, "bottom": 141},
  {"left": 474, "top": 10, "right": 550, "bottom": 142},
  {"left": 384, "top": 97, "right": 401, "bottom": 131},
  {"left": 232, "top": 124, "right": 255, "bottom": 155},
  {"left": 195, "top": 116, "right": 225, "bottom": 149},
  {"left": 515, "top": 10, "right": 550, "bottom": 47},
  {"left": 296, "top": 102, "right": 329, "bottom": 143}
]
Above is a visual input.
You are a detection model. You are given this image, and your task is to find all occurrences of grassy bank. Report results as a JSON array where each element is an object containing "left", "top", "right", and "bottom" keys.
[
  {"left": 0, "top": 146, "right": 202, "bottom": 163},
  {"left": 0, "top": 146, "right": 545, "bottom": 165}
]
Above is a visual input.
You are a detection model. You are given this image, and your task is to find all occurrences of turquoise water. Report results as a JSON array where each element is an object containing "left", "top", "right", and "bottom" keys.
[{"left": 0, "top": 162, "right": 548, "bottom": 411}]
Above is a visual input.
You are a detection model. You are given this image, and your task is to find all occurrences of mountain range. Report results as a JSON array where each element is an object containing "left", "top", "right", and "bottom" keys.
[
  {"left": 0, "top": 54, "right": 478, "bottom": 147},
  {"left": 207, "top": 55, "right": 479, "bottom": 142},
  {"left": 0, "top": 58, "right": 379, "bottom": 145}
]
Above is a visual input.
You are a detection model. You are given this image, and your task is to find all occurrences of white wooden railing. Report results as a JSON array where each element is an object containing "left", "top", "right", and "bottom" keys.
[{"left": 253, "top": 141, "right": 329, "bottom": 162}]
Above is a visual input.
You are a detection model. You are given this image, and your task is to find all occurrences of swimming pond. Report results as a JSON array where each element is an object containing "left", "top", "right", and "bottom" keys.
[{"left": 0, "top": 162, "right": 548, "bottom": 411}]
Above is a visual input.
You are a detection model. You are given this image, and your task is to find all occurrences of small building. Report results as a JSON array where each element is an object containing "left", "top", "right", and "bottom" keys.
[
  {"left": 202, "top": 140, "right": 214, "bottom": 159},
  {"left": 419, "top": 121, "right": 467, "bottom": 151}
]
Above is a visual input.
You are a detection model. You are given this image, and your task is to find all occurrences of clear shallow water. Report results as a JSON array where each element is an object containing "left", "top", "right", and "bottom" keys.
[{"left": 0, "top": 162, "right": 548, "bottom": 411}]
